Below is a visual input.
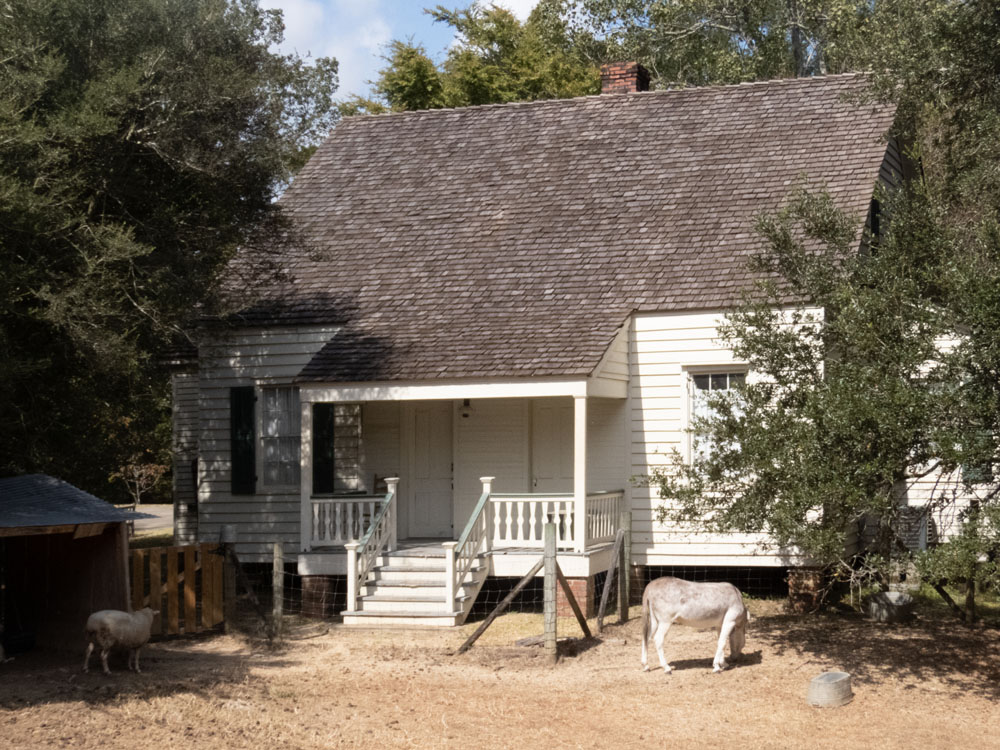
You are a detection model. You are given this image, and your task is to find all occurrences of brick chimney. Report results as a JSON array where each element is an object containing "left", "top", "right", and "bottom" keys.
[{"left": 600, "top": 62, "right": 650, "bottom": 94}]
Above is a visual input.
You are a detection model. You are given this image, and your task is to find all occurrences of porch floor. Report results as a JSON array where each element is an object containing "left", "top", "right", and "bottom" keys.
[{"left": 308, "top": 538, "right": 612, "bottom": 557}]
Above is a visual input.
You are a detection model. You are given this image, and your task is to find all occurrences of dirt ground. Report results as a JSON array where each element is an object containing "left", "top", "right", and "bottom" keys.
[{"left": 2, "top": 602, "right": 998, "bottom": 750}]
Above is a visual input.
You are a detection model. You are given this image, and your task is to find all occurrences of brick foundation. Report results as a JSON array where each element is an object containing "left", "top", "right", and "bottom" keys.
[
  {"left": 629, "top": 564, "right": 646, "bottom": 605},
  {"left": 557, "top": 575, "right": 596, "bottom": 618},
  {"left": 301, "top": 575, "right": 345, "bottom": 618},
  {"left": 787, "top": 567, "right": 825, "bottom": 613}
]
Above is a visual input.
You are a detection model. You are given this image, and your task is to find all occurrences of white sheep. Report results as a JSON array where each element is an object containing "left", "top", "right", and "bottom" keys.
[{"left": 83, "top": 607, "right": 159, "bottom": 675}]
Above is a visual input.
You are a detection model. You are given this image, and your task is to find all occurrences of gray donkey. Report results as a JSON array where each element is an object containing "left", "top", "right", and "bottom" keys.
[{"left": 640, "top": 577, "right": 749, "bottom": 674}]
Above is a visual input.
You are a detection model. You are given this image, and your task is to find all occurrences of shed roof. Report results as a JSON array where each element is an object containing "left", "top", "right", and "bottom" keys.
[
  {"left": 0, "top": 475, "right": 139, "bottom": 528},
  {"left": 234, "top": 74, "right": 895, "bottom": 383}
]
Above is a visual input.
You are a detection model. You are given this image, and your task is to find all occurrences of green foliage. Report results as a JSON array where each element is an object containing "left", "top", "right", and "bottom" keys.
[
  {"left": 649, "top": 185, "right": 964, "bottom": 570},
  {"left": 0, "top": 0, "right": 338, "bottom": 500},
  {"left": 372, "top": 40, "right": 447, "bottom": 111},
  {"left": 348, "top": 2, "right": 599, "bottom": 114},
  {"left": 916, "top": 503, "right": 1000, "bottom": 595},
  {"left": 559, "top": 0, "right": 873, "bottom": 86},
  {"left": 647, "top": 3, "right": 1000, "bottom": 601}
]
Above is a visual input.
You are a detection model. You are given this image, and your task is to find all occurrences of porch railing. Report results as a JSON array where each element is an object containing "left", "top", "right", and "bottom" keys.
[
  {"left": 310, "top": 495, "right": 383, "bottom": 547},
  {"left": 490, "top": 490, "right": 625, "bottom": 550},
  {"left": 344, "top": 478, "right": 399, "bottom": 612},
  {"left": 443, "top": 477, "right": 494, "bottom": 609},
  {"left": 586, "top": 490, "right": 625, "bottom": 545},
  {"left": 491, "top": 492, "right": 577, "bottom": 549}
]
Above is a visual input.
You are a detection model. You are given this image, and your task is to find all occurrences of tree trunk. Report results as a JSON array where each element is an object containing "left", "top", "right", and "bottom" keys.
[
  {"left": 931, "top": 582, "right": 965, "bottom": 622},
  {"left": 965, "top": 567, "right": 976, "bottom": 625},
  {"left": 788, "top": 0, "right": 805, "bottom": 76}
]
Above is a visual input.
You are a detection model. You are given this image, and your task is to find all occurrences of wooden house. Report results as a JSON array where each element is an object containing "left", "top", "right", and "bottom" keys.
[{"left": 171, "top": 66, "right": 910, "bottom": 625}]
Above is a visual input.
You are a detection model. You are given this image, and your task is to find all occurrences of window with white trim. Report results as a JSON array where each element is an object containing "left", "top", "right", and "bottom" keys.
[
  {"left": 261, "top": 386, "right": 301, "bottom": 487},
  {"left": 689, "top": 370, "right": 745, "bottom": 461}
]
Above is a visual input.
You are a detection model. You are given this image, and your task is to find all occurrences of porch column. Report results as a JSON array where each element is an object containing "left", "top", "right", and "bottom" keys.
[
  {"left": 299, "top": 399, "right": 313, "bottom": 552},
  {"left": 574, "top": 395, "right": 587, "bottom": 553}
]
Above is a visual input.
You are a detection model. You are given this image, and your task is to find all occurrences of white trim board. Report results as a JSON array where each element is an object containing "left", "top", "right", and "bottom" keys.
[{"left": 300, "top": 377, "right": 626, "bottom": 403}]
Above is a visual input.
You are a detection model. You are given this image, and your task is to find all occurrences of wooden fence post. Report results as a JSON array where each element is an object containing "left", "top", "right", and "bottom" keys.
[
  {"left": 544, "top": 522, "right": 557, "bottom": 665},
  {"left": 273, "top": 542, "right": 284, "bottom": 635},
  {"left": 619, "top": 510, "right": 631, "bottom": 622},
  {"left": 222, "top": 525, "right": 237, "bottom": 634},
  {"left": 596, "top": 528, "right": 624, "bottom": 633}
]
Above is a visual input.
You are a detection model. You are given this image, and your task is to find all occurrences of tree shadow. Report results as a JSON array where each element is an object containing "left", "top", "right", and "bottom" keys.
[
  {"left": 651, "top": 649, "right": 763, "bottom": 673},
  {"left": 558, "top": 636, "right": 603, "bottom": 658},
  {"left": 0, "top": 639, "right": 294, "bottom": 709},
  {"left": 750, "top": 612, "right": 1000, "bottom": 699}
]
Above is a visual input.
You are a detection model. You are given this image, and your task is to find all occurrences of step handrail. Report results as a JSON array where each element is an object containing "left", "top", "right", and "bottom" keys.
[
  {"left": 443, "top": 477, "right": 494, "bottom": 608},
  {"left": 345, "top": 478, "right": 399, "bottom": 612}
]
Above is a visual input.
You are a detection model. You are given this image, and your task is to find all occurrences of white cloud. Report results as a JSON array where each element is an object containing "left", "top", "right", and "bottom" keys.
[
  {"left": 260, "top": 1, "right": 537, "bottom": 99},
  {"left": 265, "top": 0, "right": 328, "bottom": 57},
  {"left": 493, "top": 0, "right": 537, "bottom": 21},
  {"left": 262, "top": 0, "right": 392, "bottom": 97},
  {"left": 331, "top": 16, "right": 393, "bottom": 96}
]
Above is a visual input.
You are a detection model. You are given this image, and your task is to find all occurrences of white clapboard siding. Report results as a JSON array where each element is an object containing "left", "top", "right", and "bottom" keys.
[
  {"left": 454, "top": 399, "right": 531, "bottom": 527},
  {"left": 629, "top": 309, "right": 824, "bottom": 567},
  {"left": 879, "top": 137, "right": 906, "bottom": 188},
  {"left": 586, "top": 397, "right": 628, "bottom": 498},
  {"left": 591, "top": 323, "right": 630, "bottom": 383},
  {"left": 360, "top": 401, "right": 401, "bottom": 491},
  {"left": 892, "top": 466, "right": 978, "bottom": 549},
  {"left": 172, "top": 370, "right": 200, "bottom": 544},
  {"left": 196, "top": 325, "right": 339, "bottom": 562}
]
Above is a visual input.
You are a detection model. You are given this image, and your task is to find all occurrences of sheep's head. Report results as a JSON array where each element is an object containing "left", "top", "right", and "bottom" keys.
[{"left": 140, "top": 607, "right": 160, "bottom": 618}]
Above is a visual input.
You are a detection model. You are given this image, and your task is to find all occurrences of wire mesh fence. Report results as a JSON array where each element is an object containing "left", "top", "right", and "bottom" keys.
[
  {"left": 221, "top": 548, "right": 790, "bottom": 643},
  {"left": 639, "top": 565, "right": 789, "bottom": 598}
]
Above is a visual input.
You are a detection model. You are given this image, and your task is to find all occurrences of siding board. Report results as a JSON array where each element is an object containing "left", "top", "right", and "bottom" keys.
[
  {"left": 630, "top": 309, "right": 821, "bottom": 567},
  {"left": 194, "top": 325, "right": 339, "bottom": 562}
]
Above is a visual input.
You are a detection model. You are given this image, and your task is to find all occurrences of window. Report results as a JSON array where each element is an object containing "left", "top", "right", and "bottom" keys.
[
  {"left": 261, "top": 386, "right": 301, "bottom": 487},
  {"left": 312, "top": 403, "right": 362, "bottom": 494},
  {"left": 689, "top": 370, "right": 746, "bottom": 461},
  {"left": 230, "top": 386, "right": 256, "bottom": 495}
]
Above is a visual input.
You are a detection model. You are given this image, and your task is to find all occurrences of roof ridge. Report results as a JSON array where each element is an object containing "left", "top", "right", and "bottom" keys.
[{"left": 336, "top": 72, "right": 870, "bottom": 126}]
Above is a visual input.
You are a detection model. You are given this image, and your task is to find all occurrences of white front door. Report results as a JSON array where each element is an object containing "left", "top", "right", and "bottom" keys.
[
  {"left": 531, "top": 400, "right": 574, "bottom": 493},
  {"left": 408, "top": 402, "right": 454, "bottom": 538}
]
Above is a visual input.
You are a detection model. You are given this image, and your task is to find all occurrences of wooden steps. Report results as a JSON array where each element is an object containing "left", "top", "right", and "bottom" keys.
[{"left": 341, "top": 547, "right": 488, "bottom": 627}]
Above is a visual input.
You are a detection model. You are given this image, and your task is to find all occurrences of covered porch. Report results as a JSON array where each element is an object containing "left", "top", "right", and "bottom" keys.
[
  {"left": 295, "top": 376, "right": 629, "bottom": 623},
  {"left": 297, "top": 378, "right": 629, "bottom": 554}
]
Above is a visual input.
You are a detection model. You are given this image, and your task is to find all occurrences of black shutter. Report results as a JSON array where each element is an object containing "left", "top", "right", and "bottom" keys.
[
  {"left": 313, "top": 403, "right": 336, "bottom": 494},
  {"left": 231, "top": 386, "right": 256, "bottom": 495}
]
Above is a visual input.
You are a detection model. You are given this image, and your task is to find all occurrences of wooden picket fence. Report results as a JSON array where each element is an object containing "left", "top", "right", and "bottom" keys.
[{"left": 130, "top": 543, "right": 224, "bottom": 637}]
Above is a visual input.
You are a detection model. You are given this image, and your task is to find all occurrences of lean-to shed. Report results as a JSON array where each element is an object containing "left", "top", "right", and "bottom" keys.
[{"left": 0, "top": 475, "right": 136, "bottom": 654}]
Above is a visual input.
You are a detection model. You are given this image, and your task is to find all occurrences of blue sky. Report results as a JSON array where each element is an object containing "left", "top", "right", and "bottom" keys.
[{"left": 261, "top": 1, "right": 538, "bottom": 100}]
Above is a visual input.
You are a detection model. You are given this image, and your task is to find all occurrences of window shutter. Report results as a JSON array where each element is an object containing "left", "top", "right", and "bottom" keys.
[
  {"left": 313, "top": 403, "right": 336, "bottom": 494},
  {"left": 230, "top": 386, "right": 256, "bottom": 495}
]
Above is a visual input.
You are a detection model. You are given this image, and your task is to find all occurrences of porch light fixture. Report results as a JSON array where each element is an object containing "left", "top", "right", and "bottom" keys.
[{"left": 460, "top": 399, "right": 473, "bottom": 418}]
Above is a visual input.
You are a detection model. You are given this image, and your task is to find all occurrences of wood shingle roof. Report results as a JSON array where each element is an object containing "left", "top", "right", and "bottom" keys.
[{"left": 238, "top": 74, "right": 895, "bottom": 383}]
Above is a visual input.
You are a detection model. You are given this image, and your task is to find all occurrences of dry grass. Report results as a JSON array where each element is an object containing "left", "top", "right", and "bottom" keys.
[
  {"left": 2, "top": 605, "right": 998, "bottom": 750},
  {"left": 128, "top": 530, "right": 174, "bottom": 549}
]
